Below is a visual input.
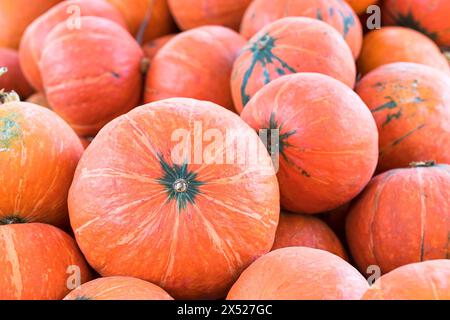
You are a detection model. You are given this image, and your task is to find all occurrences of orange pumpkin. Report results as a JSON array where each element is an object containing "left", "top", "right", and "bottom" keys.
[
  {"left": 142, "top": 34, "right": 176, "bottom": 62},
  {"left": 363, "top": 260, "right": 450, "bottom": 300},
  {"left": 0, "top": 223, "right": 92, "bottom": 300},
  {"left": 19, "top": 0, "right": 126, "bottom": 92},
  {"left": 0, "top": 0, "right": 62, "bottom": 49},
  {"left": 356, "top": 62, "right": 450, "bottom": 172},
  {"left": 107, "top": 0, "right": 175, "bottom": 43},
  {"left": 346, "top": 162, "right": 450, "bottom": 276},
  {"left": 0, "top": 102, "right": 83, "bottom": 227},
  {"left": 357, "top": 27, "right": 450, "bottom": 76},
  {"left": 168, "top": 0, "right": 252, "bottom": 31},
  {"left": 346, "top": 0, "right": 378, "bottom": 15},
  {"left": 64, "top": 277, "right": 173, "bottom": 300},
  {"left": 144, "top": 26, "right": 246, "bottom": 111},
  {"left": 241, "top": 73, "right": 378, "bottom": 214},
  {"left": 26, "top": 92, "right": 50, "bottom": 108},
  {"left": 68, "top": 98, "right": 280, "bottom": 300},
  {"left": 0, "top": 48, "right": 33, "bottom": 99},
  {"left": 240, "top": 0, "right": 363, "bottom": 59},
  {"left": 272, "top": 212, "right": 348, "bottom": 260},
  {"left": 383, "top": 0, "right": 450, "bottom": 48},
  {"left": 227, "top": 247, "right": 369, "bottom": 300},
  {"left": 40, "top": 17, "right": 144, "bottom": 137},
  {"left": 231, "top": 17, "right": 356, "bottom": 113}
]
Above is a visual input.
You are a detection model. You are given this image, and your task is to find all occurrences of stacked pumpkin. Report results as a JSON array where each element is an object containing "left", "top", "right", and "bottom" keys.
[{"left": 0, "top": 0, "right": 449, "bottom": 301}]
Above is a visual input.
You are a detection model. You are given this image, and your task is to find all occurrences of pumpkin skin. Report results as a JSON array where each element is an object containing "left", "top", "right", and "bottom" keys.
[
  {"left": 0, "top": 48, "right": 33, "bottom": 99},
  {"left": 383, "top": 0, "right": 450, "bottom": 48},
  {"left": 346, "top": 0, "right": 378, "bottom": 15},
  {"left": 241, "top": 73, "right": 378, "bottom": 214},
  {"left": 64, "top": 277, "right": 173, "bottom": 300},
  {"left": 346, "top": 163, "right": 450, "bottom": 276},
  {"left": 168, "top": 0, "right": 252, "bottom": 31},
  {"left": 227, "top": 247, "right": 369, "bottom": 300},
  {"left": 26, "top": 92, "right": 50, "bottom": 109},
  {"left": 142, "top": 34, "right": 176, "bottom": 63},
  {"left": 0, "top": 0, "right": 62, "bottom": 49},
  {"left": 0, "top": 102, "right": 83, "bottom": 227},
  {"left": 363, "top": 260, "right": 450, "bottom": 300},
  {"left": 0, "top": 223, "right": 92, "bottom": 300},
  {"left": 272, "top": 212, "right": 348, "bottom": 260},
  {"left": 240, "top": 0, "right": 363, "bottom": 59},
  {"left": 68, "top": 98, "right": 280, "bottom": 300},
  {"left": 231, "top": 17, "right": 356, "bottom": 113},
  {"left": 19, "top": 0, "right": 127, "bottom": 92},
  {"left": 144, "top": 26, "right": 246, "bottom": 111},
  {"left": 356, "top": 62, "right": 450, "bottom": 172},
  {"left": 357, "top": 27, "right": 450, "bottom": 76},
  {"left": 107, "top": 0, "right": 175, "bottom": 43},
  {"left": 40, "top": 17, "right": 144, "bottom": 137}
]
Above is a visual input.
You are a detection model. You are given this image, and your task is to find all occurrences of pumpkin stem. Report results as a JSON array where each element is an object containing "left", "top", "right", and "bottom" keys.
[
  {"left": 0, "top": 67, "right": 7, "bottom": 77},
  {"left": 0, "top": 216, "right": 27, "bottom": 225},
  {"left": 410, "top": 160, "right": 436, "bottom": 168},
  {"left": 0, "top": 67, "right": 21, "bottom": 104},
  {"left": 140, "top": 57, "right": 150, "bottom": 74}
]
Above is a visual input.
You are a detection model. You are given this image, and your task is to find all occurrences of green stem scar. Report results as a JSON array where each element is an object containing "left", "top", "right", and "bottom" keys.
[
  {"left": 337, "top": 0, "right": 356, "bottom": 38},
  {"left": 264, "top": 113, "right": 309, "bottom": 177},
  {"left": 0, "top": 216, "right": 27, "bottom": 225},
  {"left": 240, "top": 33, "right": 296, "bottom": 107},
  {"left": 157, "top": 155, "right": 204, "bottom": 212},
  {"left": 390, "top": 11, "right": 438, "bottom": 41}
]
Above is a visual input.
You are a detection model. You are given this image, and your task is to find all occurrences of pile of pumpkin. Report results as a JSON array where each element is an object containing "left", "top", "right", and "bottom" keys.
[{"left": 0, "top": 0, "right": 449, "bottom": 300}]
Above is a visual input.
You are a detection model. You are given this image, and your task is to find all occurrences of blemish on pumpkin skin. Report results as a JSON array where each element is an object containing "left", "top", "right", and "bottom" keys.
[
  {"left": 391, "top": 124, "right": 426, "bottom": 146},
  {"left": 0, "top": 116, "right": 21, "bottom": 152},
  {"left": 111, "top": 72, "right": 121, "bottom": 79}
]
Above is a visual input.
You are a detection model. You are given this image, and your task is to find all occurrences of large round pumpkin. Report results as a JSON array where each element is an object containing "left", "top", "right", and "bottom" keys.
[
  {"left": 356, "top": 62, "right": 450, "bottom": 172},
  {"left": 0, "top": 102, "right": 83, "bottom": 227},
  {"left": 241, "top": 73, "right": 378, "bottom": 214},
  {"left": 240, "top": 0, "right": 363, "bottom": 59},
  {"left": 346, "top": 0, "right": 378, "bottom": 15},
  {"left": 231, "top": 17, "right": 356, "bottom": 113},
  {"left": 0, "top": 223, "right": 92, "bottom": 300},
  {"left": 168, "top": 0, "right": 252, "bottom": 31},
  {"left": 272, "top": 212, "right": 348, "bottom": 260},
  {"left": 0, "top": 0, "right": 62, "bottom": 49},
  {"left": 107, "top": 0, "right": 175, "bottom": 43},
  {"left": 144, "top": 26, "right": 245, "bottom": 111},
  {"left": 0, "top": 48, "right": 33, "bottom": 99},
  {"left": 40, "top": 17, "right": 143, "bottom": 137},
  {"left": 346, "top": 163, "right": 450, "bottom": 276},
  {"left": 64, "top": 277, "right": 173, "bottom": 300},
  {"left": 363, "top": 260, "right": 450, "bottom": 300},
  {"left": 68, "top": 98, "right": 280, "bottom": 300},
  {"left": 383, "top": 0, "right": 450, "bottom": 48},
  {"left": 142, "top": 34, "right": 176, "bottom": 63},
  {"left": 19, "top": 0, "right": 126, "bottom": 92},
  {"left": 227, "top": 247, "right": 369, "bottom": 300},
  {"left": 357, "top": 27, "right": 450, "bottom": 76}
]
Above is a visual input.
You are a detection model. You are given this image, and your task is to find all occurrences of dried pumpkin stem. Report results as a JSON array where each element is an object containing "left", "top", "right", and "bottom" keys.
[
  {"left": 0, "top": 67, "right": 21, "bottom": 104},
  {"left": 0, "top": 67, "right": 7, "bottom": 77},
  {"left": 410, "top": 160, "right": 436, "bottom": 168}
]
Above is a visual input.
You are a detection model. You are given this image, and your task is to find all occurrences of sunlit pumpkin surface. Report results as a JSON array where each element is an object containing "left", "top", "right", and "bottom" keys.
[{"left": 69, "top": 98, "right": 280, "bottom": 300}]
